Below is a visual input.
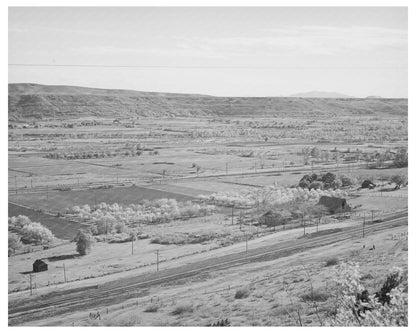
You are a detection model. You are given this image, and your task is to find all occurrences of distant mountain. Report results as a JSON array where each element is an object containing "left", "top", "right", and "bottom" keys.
[
  {"left": 8, "top": 83, "right": 407, "bottom": 121},
  {"left": 365, "top": 95, "right": 383, "bottom": 99},
  {"left": 290, "top": 91, "right": 355, "bottom": 98}
]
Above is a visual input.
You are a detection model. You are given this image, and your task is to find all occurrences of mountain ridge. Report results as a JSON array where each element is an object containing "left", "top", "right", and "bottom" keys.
[{"left": 8, "top": 83, "right": 407, "bottom": 121}]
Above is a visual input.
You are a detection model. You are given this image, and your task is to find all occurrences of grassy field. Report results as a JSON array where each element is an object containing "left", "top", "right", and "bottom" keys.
[
  {"left": 8, "top": 203, "right": 87, "bottom": 240},
  {"left": 9, "top": 185, "right": 197, "bottom": 213}
]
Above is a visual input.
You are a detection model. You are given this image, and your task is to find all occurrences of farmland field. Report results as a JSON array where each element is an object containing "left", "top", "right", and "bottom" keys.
[{"left": 8, "top": 84, "right": 408, "bottom": 327}]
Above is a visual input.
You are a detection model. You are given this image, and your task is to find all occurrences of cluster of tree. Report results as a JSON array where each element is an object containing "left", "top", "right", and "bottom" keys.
[
  {"left": 44, "top": 149, "right": 146, "bottom": 160},
  {"left": 298, "top": 173, "right": 355, "bottom": 190},
  {"left": 8, "top": 215, "right": 55, "bottom": 249},
  {"left": 65, "top": 199, "right": 216, "bottom": 236},
  {"left": 198, "top": 185, "right": 347, "bottom": 208}
]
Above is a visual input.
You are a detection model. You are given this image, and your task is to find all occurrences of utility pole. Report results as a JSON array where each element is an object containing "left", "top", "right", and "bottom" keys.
[
  {"left": 131, "top": 236, "right": 134, "bottom": 255},
  {"left": 363, "top": 216, "right": 366, "bottom": 238},
  {"left": 302, "top": 215, "right": 305, "bottom": 236},
  {"left": 29, "top": 274, "right": 33, "bottom": 296},
  {"left": 63, "top": 263, "right": 67, "bottom": 283},
  {"left": 156, "top": 250, "right": 159, "bottom": 272}
]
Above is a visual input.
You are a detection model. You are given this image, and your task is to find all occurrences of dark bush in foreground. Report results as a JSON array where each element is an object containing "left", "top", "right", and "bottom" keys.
[
  {"left": 171, "top": 304, "right": 193, "bottom": 315},
  {"left": 300, "top": 289, "right": 330, "bottom": 302},
  {"left": 325, "top": 257, "right": 339, "bottom": 266},
  {"left": 235, "top": 288, "right": 250, "bottom": 299}
]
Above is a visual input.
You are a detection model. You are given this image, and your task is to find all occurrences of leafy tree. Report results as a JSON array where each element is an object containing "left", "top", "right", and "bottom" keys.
[
  {"left": 393, "top": 149, "right": 408, "bottom": 168},
  {"left": 8, "top": 233, "right": 22, "bottom": 255},
  {"left": 75, "top": 230, "right": 95, "bottom": 255},
  {"left": 390, "top": 175, "right": 407, "bottom": 189},
  {"left": 20, "top": 222, "right": 54, "bottom": 244}
]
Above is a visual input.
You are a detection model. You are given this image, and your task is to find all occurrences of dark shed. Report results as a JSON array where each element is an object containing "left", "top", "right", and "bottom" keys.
[
  {"left": 33, "top": 259, "right": 48, "bottom": 273},
  {"left": 317, "top": 196, "right": 351, "bottom": 214}
]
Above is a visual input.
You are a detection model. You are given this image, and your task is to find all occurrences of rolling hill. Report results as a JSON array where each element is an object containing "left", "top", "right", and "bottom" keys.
[{"left": 8, "top": 83, "right": 408, "bottom": 121}]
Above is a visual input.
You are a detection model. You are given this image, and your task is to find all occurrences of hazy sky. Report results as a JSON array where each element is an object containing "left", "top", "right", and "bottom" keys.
[{"left": 9, "top": 7, "right": 408, "bottom": 97}]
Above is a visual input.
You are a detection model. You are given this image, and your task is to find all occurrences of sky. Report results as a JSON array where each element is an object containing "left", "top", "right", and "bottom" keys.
[{"left": 8, "top": 7, "right": 408, "bottom": 97}]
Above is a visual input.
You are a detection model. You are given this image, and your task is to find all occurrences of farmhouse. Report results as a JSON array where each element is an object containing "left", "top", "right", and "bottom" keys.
[
  {"left": 33, "top": 259, "right": 48, "bottom": 273},
  {"left": 317, "top": 196, "right": 350, "bottom": 214}
]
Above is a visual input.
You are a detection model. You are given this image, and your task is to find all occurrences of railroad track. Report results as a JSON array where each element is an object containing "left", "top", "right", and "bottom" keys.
[{"left": 8, "top": 210, "right": 407, "bottom": 325}]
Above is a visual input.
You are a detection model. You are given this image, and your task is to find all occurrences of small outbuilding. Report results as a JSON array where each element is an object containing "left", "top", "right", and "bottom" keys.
[
  {"left": 33, "top": 259, "right": 48, "bottom": 273},
  {"left": 318, "top": 196, "right": 351, "bottom": 214}
]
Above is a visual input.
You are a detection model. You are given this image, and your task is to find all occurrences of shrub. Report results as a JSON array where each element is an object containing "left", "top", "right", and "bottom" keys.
[
  {"left": 75, "top": 230, "right": 95, "bottom": 255},
  {"left": 171, "top": 303, "right": 193, "bottom": 315},
  {"left": 144, "top": 304, "right": 160, "bottom": 313},
  {"left": 300, "top": 289, "right": 330, "bottom": 302},
  {"left": 325, "top": 257, "right": 339, "bottom": 267},
  {"left": 235, "top": 288, "right": 250, "bottom": 299}
]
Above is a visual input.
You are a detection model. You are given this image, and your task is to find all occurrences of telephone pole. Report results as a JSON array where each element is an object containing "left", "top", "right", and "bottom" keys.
[
  {"left": 29, "top": 274, "right": 33, "bottom": 296},
  {"left": 363, "top": 216, "right": 366, "bottom": 238},
  {"left": 302, "top": 215, "right": 305, "bottom": 236},
  {"left": 131, "top": 237, "right": 134, "bottom": 255},
  {"left": 63, "top": 263, "right": 67, "bottom": 283}
]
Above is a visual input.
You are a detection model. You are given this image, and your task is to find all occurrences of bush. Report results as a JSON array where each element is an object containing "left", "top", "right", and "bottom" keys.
[
  {"left": 75, "top": 230, "right": 95, "bottom": 255},
  {"left": 235, "top": 288, "right": 250, "bottom": 299},
  {"left": 171, "top": 303, "right": 193, "bottom": 315},
  {"left": 325, "top": 257, "right": 339, "bottom": 267},
  {"left": 300, "top": 289, "right": 330, "bottom": 302},
  {"left": 144, "top": 304, "right": 160, "bottom": 313}
]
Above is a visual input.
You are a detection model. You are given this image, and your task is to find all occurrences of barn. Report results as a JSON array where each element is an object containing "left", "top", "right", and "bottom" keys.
[
  {"left": 259, "top": 210, "right": 291, "bottom": 229},
  {"left": 33, "top": 259, "right": 48, "bottom": 273},
  {"left": 317, "top": 196, "right": 351, "bottom": 214}
]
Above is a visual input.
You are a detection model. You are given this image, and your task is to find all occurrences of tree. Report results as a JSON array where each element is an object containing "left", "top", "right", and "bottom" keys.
[
  {"left": 393, "top": 149, "right": 408, "bottom": 168},
  {"left": 391, "top": 175, "right": 407, "bottom": 190},
  {"left": 20, "top": 222, "right": 54, "bottom": 244},
  {"left": 8, "top": 233, "right": 22, "bottom": 256},
  {"left": 75, "top": 230, "right": 95, "bottom": 255}
]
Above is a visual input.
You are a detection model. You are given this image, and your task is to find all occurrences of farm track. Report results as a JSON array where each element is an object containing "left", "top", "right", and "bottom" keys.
[{"left": 8, "top": 210, "right": 407, "bottom": 325}]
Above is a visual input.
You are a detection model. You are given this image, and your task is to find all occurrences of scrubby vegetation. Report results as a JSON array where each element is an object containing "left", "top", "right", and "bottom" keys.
[{"left": 327, "top": 262, "right": 407, "bottom": 326}]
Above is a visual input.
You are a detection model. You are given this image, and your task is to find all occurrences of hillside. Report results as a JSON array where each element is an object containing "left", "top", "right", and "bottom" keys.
[{"left": 8, "top": 83, "right": 408, "bottom": 121}]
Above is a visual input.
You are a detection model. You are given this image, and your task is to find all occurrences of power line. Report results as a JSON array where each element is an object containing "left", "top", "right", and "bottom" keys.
[{"left": 8, "top": 63, "right": 407, "bottom": 70}]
